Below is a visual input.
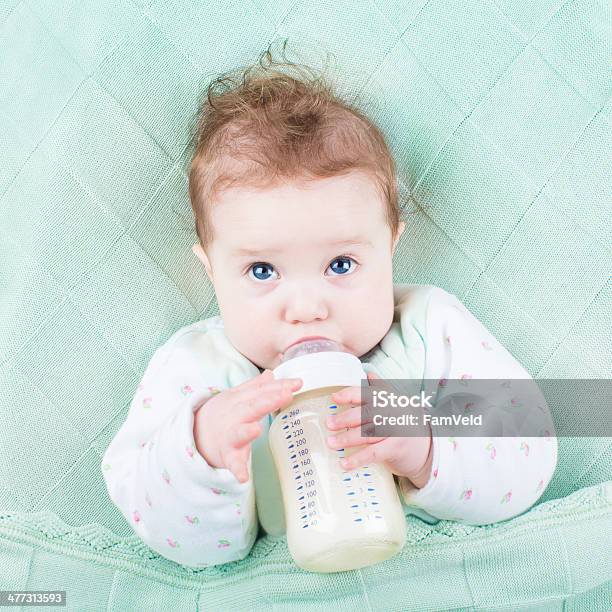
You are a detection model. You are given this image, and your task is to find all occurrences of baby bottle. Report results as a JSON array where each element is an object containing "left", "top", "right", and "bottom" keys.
[{"left": 269, "top": 339, "right": 407, "bottom": 573}]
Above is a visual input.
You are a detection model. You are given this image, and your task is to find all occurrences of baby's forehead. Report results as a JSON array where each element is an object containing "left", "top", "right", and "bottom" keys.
[
  {"left": 209, "top": 172, "right": 389, "bottom": 248},
  {"left": 220, "top": 229, "right": 378, "bottom": 259}
]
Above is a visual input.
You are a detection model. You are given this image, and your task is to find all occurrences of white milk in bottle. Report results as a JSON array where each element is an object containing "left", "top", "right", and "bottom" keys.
[{"left": 269, "top": 339, "right": 407, "bottom": 573}]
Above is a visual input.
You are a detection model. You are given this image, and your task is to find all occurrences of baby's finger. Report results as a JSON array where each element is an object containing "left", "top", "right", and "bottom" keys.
[
  {"left": 327, "top": 426, "right": 386, "bottom": 450},
  {"left": 226, "top": 451, "right": 250, "bottom": 484},
  {"left": 330, "top": 384, "right": 364, "bottom": 406},
  {"left": 238, "top": 380, "right": 303, "bottom": 422},
  {"left": 242, "top": 368, "right": 277, "bottom": 390},
  {"left": 326, "top": 405, "right": 373, "bottom": 431},
  {"left": 340, "top": 437, "right": 394, "bottom": 471},
  {"left": 230, "top": 421, "right": 262, "bottom": 449},
  {"left": 239, "top": 369, "right": 298, "bottom": 394},
  {"left": 332, "top": 373, "right": 380, "bottom": 405},
  {"left": 237, "top": 378, "right": 302, "bottom": 406}
]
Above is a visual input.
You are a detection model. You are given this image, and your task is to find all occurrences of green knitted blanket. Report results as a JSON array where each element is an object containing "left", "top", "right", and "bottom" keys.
[{"left": 0, "top": 0, "right": 610, "bottom": 609}]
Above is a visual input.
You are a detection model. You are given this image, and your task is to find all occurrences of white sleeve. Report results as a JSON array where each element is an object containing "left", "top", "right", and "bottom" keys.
[
  {"left": 101, "top": 338, "right": 257, "bottom": 568},
  {"left": 398, "top": 288, "right": 558, "bottom": 525}
]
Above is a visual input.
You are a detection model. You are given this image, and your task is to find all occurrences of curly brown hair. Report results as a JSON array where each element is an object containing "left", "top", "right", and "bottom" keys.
[{"left": 188, "top": 39, "right": 402, "bottom": 253}]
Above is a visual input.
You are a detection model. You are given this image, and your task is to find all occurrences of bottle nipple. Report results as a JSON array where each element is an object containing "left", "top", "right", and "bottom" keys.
[{"left": 281, "top": 338, "right": 343, "bottom": 363}]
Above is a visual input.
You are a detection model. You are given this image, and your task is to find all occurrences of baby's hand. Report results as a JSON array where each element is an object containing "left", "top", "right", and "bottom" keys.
[
  {"left": 193, "top": 369, "right": 303, "bottom": 483},
  {"left": 327, "top": 372, "right": 433, "bottom": 488}
]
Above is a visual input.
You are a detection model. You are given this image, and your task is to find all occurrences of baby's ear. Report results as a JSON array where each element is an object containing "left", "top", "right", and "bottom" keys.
[
  {"left": 192, "top": 244, "right": 213, "bottom": 281},
  {"left": 392, "top": 222, "right": 405, "bottom": 253}
]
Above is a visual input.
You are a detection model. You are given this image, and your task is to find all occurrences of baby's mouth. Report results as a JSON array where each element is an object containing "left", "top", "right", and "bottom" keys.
[
  {"left": 280, "top": 337, "right": 353, "bottom": 362},
  {"left": 283, "top": 336, "right": 331, "bottom": 354}
]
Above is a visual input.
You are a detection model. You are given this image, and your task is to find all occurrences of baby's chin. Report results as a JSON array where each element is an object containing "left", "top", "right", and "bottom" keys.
[
  {"left": 264, "top": 352, "right": 286, "bottom": 371},
  {"left": 243, "top": 351, "right": 281, "bottom": 372}
]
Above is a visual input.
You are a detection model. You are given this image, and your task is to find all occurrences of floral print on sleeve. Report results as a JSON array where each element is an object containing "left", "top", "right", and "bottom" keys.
[
  {"left": 399, "top": 288, "right": 558, "bottom": 525},
  {"left": 100, "top": 337, "right": 259, "bottom": 568}
]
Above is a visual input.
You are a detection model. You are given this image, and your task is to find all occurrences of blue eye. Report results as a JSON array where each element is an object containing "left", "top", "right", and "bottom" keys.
[
  {"left": 246, "top": 255, "right": 358, "bottom": 282},
  {"left": 327, "top": 256, "right": 357, "bottom": 276},
  {"left": 248, "top": 263, "right": 278, "bottom": 281}
]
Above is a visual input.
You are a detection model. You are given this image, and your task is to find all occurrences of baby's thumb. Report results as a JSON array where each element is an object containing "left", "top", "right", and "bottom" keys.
[{"left": 227, "top": 455, "right": 249, "bottom": 484}]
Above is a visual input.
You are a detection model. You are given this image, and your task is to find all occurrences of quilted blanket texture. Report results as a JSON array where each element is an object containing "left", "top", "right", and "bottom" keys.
[{"left": 0, "top": 0, "right": 610, "bottom": 609}]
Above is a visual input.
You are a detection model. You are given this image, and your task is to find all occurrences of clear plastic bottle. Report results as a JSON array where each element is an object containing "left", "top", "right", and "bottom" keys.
[{"left": 269, "top": 339, "right": 407, "bottom": 573}]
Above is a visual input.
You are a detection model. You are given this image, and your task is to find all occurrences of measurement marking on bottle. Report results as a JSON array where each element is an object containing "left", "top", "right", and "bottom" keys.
[
  {"left": 340, "top": 463, "right": 384, "bottom": 523},
  {"left": 329, "top": 402, "right": 378, "bottom": 523},
  {"left": 282, "top": 406, "right": 322, "bottom": 529}
]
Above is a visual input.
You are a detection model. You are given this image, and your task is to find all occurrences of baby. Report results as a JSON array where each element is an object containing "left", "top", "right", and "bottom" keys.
[{"left": 102, "top": 49, "right": 558, "bottom": 568}]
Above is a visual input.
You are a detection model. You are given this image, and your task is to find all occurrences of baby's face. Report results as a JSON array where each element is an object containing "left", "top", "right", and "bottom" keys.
[{"left": 193, "top": 171, "right": 404, "bottom": 370}]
